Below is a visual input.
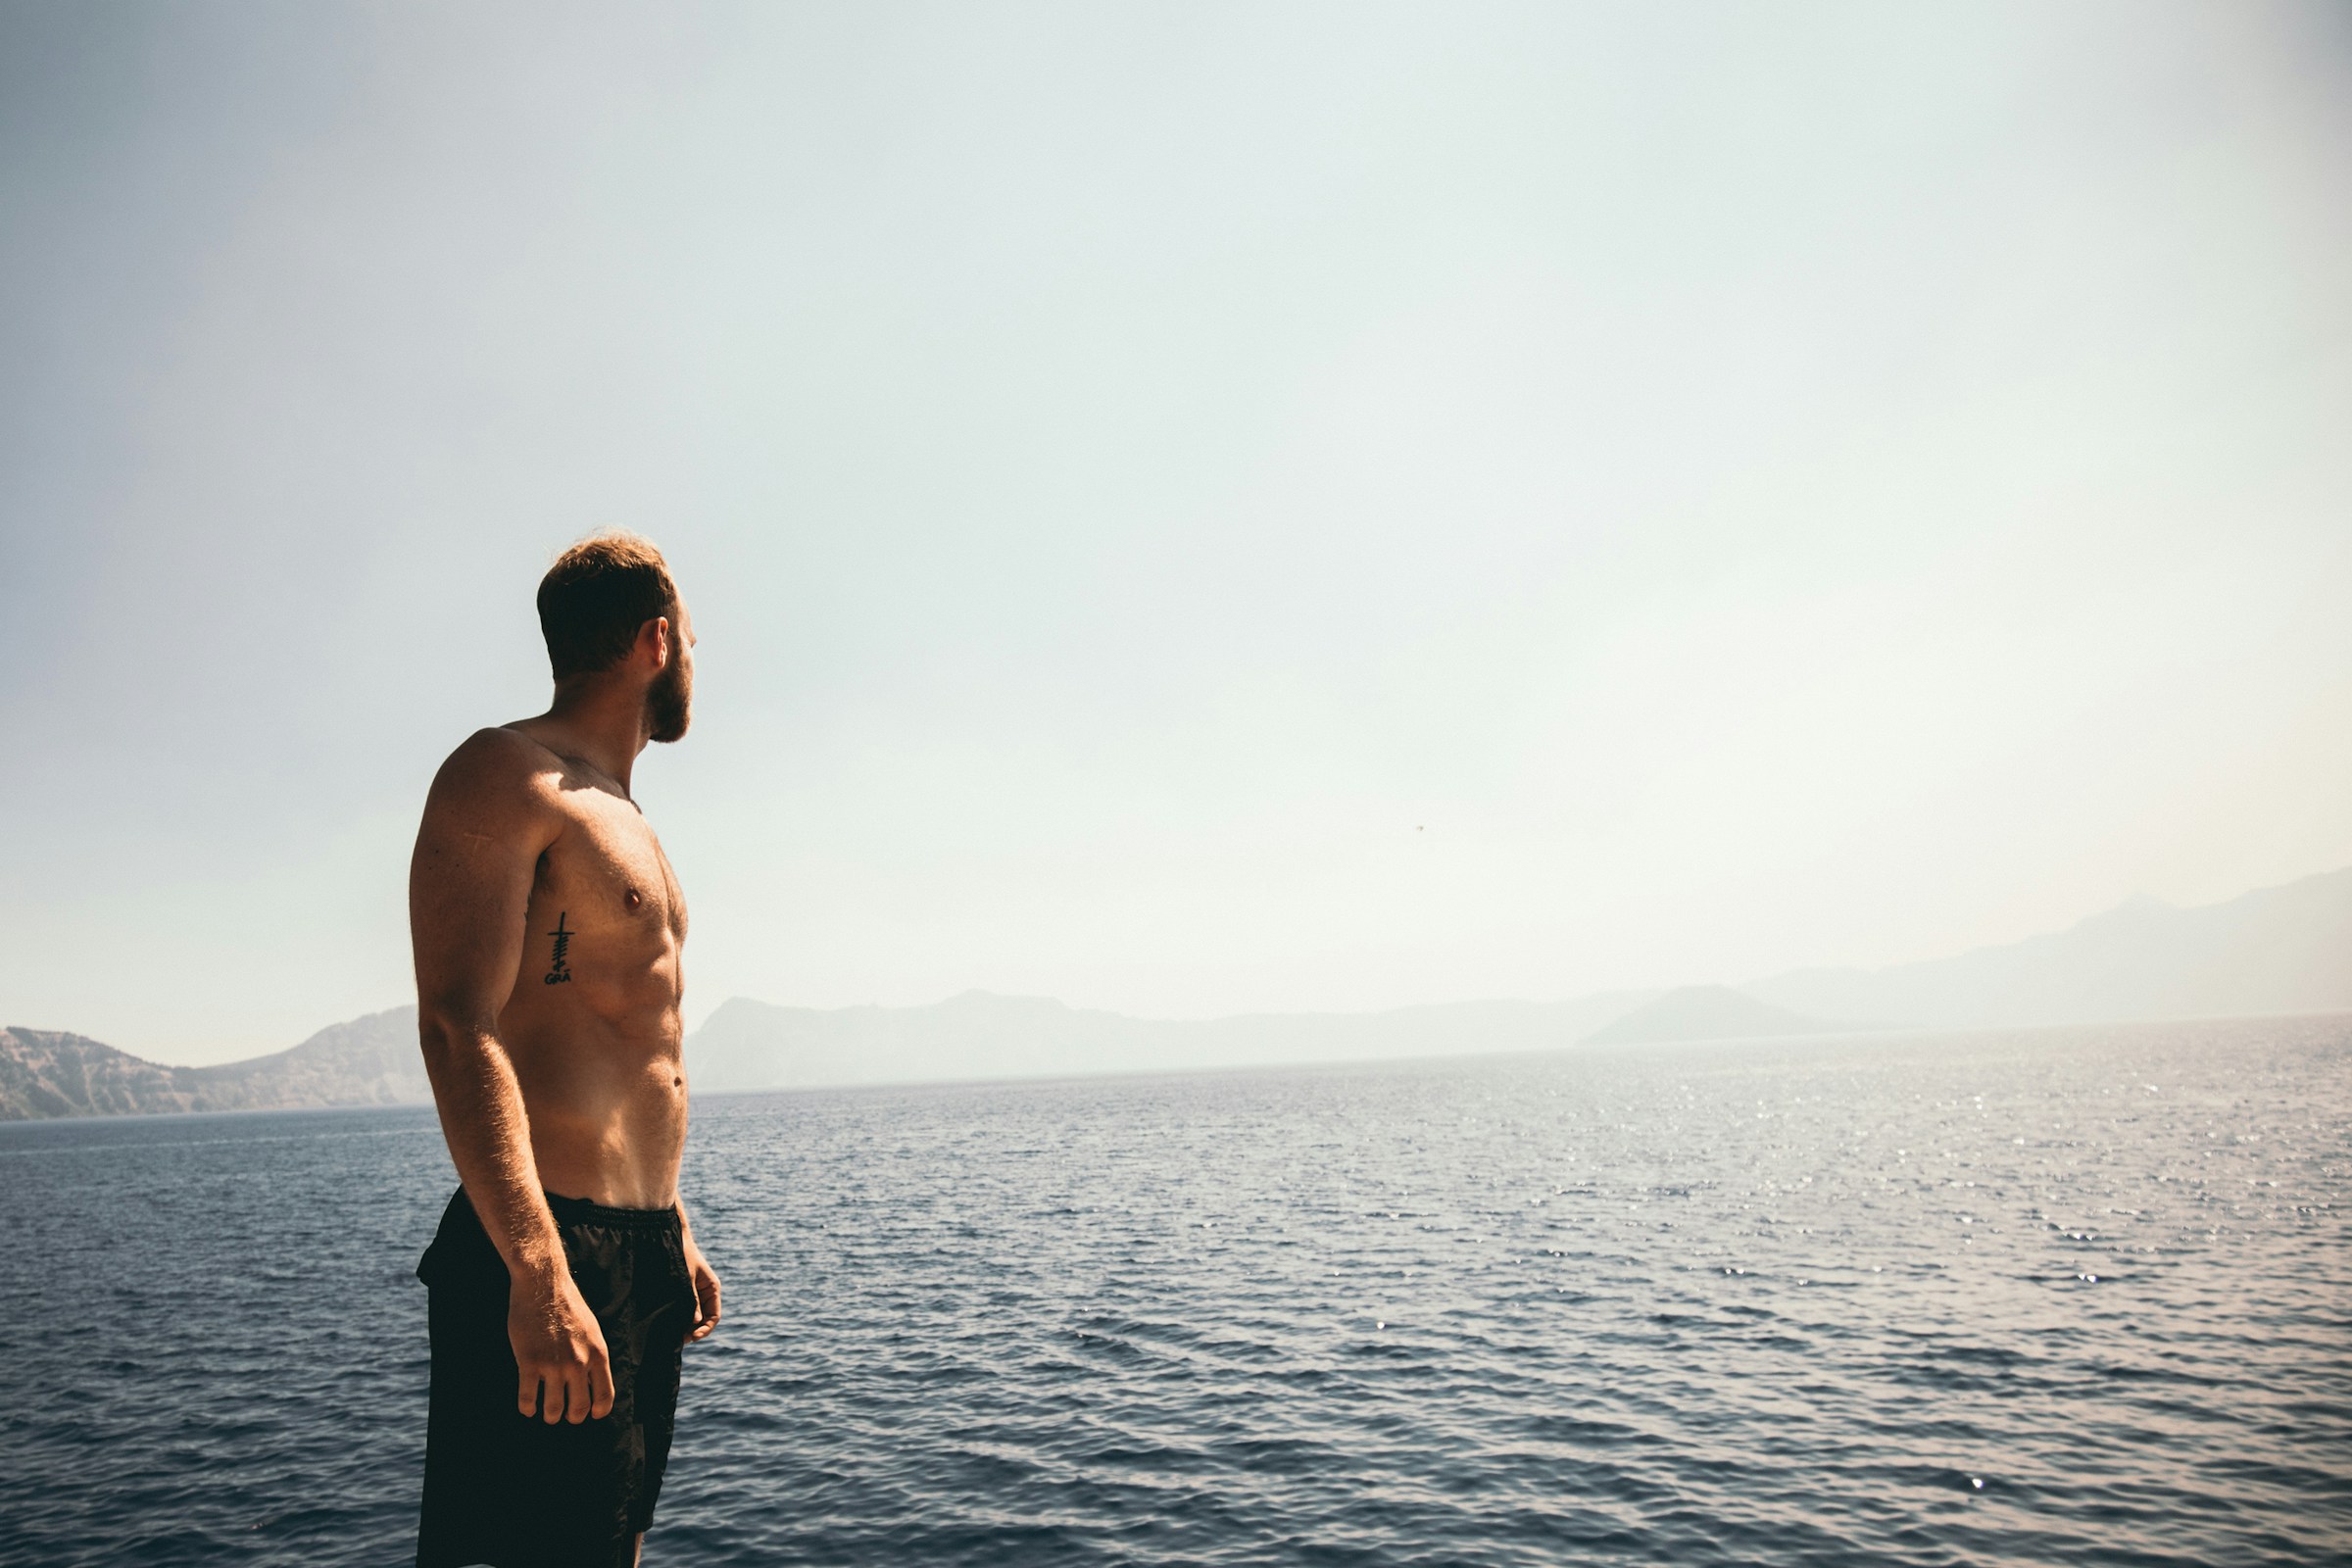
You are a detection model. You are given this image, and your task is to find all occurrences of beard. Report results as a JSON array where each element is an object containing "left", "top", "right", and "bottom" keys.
[{"left": 646, "top": 658, "right": 692, "bottom": 744}]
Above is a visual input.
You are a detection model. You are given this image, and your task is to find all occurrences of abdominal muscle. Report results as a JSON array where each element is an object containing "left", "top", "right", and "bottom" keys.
[{"left": 499, "top": 999, "right": 689, "bottom": 1211}]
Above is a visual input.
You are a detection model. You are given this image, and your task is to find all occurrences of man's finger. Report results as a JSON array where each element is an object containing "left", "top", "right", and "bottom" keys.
[
  {"left": 564, "top": 1364, "right": 594, "bottom": 1424},
  {"left": 590, "top": 1352, "right": 615, "bottom": 1419},
  {"left": 544, "top": 1366, "right": 573, "bottom": 1425},
  {"left": 517, "top": 1369, "right": 540, "bottom": 1419}
]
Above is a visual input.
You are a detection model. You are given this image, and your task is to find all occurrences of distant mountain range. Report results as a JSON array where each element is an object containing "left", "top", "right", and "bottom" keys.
[
  {"left": 1583, "top": 985, "right": 1841, "bottom": 1047},
  {"left": 688, "top": 989, "right": 1653, "bottom": 1094},
  {"left": 0, "top": 1008, "right": 423, "bottom": 1121},
  {"left": 690, "top": 868, "right": 2351, "bottom": 1089},
  {"left": 6, "top": 867, "right": 2346, "bottom": 1117},
  {"left": 1742, "top": 867, "right": 2352, "bottom": 1030}
]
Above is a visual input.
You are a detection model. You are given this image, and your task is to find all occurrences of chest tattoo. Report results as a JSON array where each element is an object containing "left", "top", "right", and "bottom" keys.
[{"left": 544, "top": 911, "right": 575, "bottom": 986}]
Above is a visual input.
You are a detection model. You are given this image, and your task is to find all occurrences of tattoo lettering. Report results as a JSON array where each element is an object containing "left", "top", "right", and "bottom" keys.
[{"left": 544, "top": 911, "right": 574, "bottom": 985}]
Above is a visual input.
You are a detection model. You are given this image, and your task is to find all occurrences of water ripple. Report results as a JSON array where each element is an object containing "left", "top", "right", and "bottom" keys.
[{"left": 1, "top": 1018, "right": 2348, "bottom": 1564}]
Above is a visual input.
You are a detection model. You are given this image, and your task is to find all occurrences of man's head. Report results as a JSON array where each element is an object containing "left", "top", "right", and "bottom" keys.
[{"left": 537, "top": 531, "right": 695, "bottom": 743}]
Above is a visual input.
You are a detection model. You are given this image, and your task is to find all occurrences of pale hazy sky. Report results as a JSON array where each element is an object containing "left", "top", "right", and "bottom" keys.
[{"left": 4, "top": 2, "right": 2348, "bottom": 1065}]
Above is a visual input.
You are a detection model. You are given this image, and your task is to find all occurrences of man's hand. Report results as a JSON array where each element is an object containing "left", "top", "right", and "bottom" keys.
[
  {"left": 510, "top": 1267, "right": 614, "bottom": 1423},
  {"left": 684, "top": 1237, "right": 722, "bottom": 1342}
]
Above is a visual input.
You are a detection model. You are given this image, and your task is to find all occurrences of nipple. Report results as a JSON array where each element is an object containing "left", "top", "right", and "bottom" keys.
[{"left": 624, "top": 889, "right": 643, "bottom": 912}]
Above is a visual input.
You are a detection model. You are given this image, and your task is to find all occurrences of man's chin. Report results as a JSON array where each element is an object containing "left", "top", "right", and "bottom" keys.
[{"left": 651, "top": 715, "right": 691, "bottom": 745}]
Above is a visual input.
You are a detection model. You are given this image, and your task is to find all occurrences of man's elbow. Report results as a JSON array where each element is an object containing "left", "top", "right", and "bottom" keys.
[{"left": 416, "top": 1001, "right": 497, "bottom": 1074}]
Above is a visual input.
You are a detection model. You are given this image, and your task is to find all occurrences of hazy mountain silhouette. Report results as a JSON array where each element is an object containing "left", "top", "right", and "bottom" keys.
[
  {"left": 687, "top": 990, "right": 1655, "bottom": 1094},
  {"left": 0, "top": 1007, "right": 423, "bottom": 1120},
  {"left": 1744, "top": 867, "right": 2352, "bottom": 1030},
  {"left": 1582, "top": 986, "right": 1839, "bottom": 1046},
  {"left": 7, "top": 866, "right": 2345, "bottom": 1117},
  {"left": 695, "top": 870, "right": 2350, "bottom": 1090}
]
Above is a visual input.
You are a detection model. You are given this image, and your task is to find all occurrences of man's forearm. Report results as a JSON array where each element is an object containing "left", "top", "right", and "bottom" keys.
[{"left": 419, "top": 1016, "right": 565, "bottom": 1283}]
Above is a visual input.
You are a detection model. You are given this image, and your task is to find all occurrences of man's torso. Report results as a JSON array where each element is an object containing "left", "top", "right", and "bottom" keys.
[{"left": 496, "top": 722, "right": 689, "bottom": 1208}]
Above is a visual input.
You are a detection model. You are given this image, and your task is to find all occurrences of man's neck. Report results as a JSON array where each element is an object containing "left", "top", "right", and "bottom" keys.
[{"left": 527, "top": 682, "right": 650, "bottom": 794}]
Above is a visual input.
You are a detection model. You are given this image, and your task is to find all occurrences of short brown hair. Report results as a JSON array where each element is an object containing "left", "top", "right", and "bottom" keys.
[{"left": 536, "top": 531, "right": 679, "bottom": 679}]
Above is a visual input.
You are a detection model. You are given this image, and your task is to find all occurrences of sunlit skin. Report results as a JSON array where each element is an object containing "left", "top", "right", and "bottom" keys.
[{"left": 409, "top": 599, "right": 719, "bottom": 1564}]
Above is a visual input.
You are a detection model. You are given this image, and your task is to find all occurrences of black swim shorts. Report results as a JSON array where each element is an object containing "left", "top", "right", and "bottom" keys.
[{"left": 416, "top": 1188, "right": 699, "bottom": 1568}]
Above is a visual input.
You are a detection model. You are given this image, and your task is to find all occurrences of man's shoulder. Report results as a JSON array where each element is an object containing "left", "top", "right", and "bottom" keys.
[
  {"left": 442, "top": 723, "right": 567, "bottom": 774},
  {"left": 426, "top": 727, "right": 571, "bottom": 815}
]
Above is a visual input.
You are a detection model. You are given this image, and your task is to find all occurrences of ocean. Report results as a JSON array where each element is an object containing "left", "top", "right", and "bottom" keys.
[{"left": 2, "top": 1017, "right": 2347, "bottom": 1566}]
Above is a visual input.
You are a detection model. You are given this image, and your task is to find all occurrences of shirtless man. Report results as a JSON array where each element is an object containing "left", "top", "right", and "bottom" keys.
[{"left": 408, "top": 532, "right": 721, "bottom": 1568}]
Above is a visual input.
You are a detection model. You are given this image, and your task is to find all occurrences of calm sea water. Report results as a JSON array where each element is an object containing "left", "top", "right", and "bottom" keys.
[{"left": 2, "top": 1018, "right": 2347, "bottom": 1566}]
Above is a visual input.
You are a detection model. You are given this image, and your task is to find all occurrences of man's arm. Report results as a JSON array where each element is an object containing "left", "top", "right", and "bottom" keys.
[
  {"left": 676, "top": 1200, "right": 721, "bottom": 1342},
  {"left": 410, "top": 729, "right": 614, "bottom": 1425}
]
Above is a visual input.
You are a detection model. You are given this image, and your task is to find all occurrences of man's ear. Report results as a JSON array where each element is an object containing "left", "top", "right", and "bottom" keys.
[{"left": 637, "top": 615, "right": 673, "bottom": 670}]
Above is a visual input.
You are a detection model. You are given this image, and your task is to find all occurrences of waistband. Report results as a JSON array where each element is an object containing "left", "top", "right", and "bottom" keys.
[{"left": 542, "top": 1189, "right": 682, "bottom": 1232}]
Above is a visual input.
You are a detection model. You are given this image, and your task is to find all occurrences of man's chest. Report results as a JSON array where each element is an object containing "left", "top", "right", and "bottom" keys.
[{"left": 539, "top": 797, "right": 688, "bottom": 940}]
